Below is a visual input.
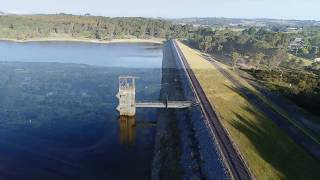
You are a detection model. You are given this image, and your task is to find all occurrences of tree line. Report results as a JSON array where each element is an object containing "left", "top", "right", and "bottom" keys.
[
  {"left": 0, "top": 14, "right": 192, "bottom": 40},
  {"left": 187, "top": 27, "right": 290, "bottom": 70},
  {"left": 186, "top": 26, "right": 320, "bottom": 115}
]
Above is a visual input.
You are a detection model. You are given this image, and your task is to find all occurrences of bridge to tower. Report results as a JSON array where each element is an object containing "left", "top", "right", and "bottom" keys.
[{"left": 116, "top": 76, "right": 192, "bottom": 117}]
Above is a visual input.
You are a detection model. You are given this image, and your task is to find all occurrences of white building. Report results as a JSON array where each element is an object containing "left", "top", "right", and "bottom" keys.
[
  {"left": 314, "top": 58, "right": 320, "bottom": 62},
  {"left": 288, "top": 38, "right": 304, "bottom": 50}
]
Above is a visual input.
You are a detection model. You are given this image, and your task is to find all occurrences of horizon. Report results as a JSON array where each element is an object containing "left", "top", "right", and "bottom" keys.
[
  {"left": 1, "top": 0, "right": 320, "bottom": 21},
  {"left": 1, "top": 11, "right": 320, "bottom": 22}
]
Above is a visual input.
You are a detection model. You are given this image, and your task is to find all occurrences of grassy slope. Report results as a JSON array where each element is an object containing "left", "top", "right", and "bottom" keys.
[
  {"left": 223, "top": 64, "right": 320, "bottom": 142},
  {"left": 289, "top": 53, "right": 313, "bottom": 66},
  {"left": 191, "top": 45, "right": 320, "bottom": 142},
  {"left": 176, "top": 40, "right": 320, "bottom": 180}
]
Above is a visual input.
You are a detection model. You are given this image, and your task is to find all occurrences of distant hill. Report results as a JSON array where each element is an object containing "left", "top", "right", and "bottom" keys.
[
  {"left": 0, "top": 11, "right": 5, "bottom": 15},
  {"left": 171, "top": 17, "right": 320, "bottom": 28},
  {"left": 0, "top": 14, "right": 191, "bottom": 40}
]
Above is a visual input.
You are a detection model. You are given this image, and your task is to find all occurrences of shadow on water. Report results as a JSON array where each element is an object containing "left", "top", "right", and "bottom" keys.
[{"left": 225, "top": 84, "right": 320, "bottom": 179}]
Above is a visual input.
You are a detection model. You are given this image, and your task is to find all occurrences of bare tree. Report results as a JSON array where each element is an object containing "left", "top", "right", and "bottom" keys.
[
  {"left": 254, "top": 52, "right": 265, "bottom": 70},
  {"left": 268, "top": 49, "right": 288, "bottom": 71},
  {"left": 231, "top": 51, "right": 241, "bottom": 69}
]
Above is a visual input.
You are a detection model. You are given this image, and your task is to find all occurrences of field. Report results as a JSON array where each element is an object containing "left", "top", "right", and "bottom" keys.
[{"left": 176, "top": 41, "right": 320, "bottom": 179}]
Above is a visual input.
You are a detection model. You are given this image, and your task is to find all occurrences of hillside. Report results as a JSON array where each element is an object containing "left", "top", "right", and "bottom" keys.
[{"left": 0, "top": 14, "right": 191, "bottom": 40}]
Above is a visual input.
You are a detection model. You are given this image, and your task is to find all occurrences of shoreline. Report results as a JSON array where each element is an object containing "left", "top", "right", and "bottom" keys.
[{"left": 0, "top": 37, "right": 165, "bottom": 44}]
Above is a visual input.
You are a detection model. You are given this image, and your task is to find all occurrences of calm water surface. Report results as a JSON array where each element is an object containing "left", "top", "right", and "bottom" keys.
[
  {"left": 0, "top": 41, "right": 163, "bottom": 179},
  {"left": 0, "top": 41, "right": 162, "bottom": 68}
]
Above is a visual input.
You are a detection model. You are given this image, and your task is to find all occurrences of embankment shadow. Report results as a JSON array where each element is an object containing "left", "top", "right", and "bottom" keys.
[
  {"left": 227, "top": 85, "right": 320, "bottom": 179},
  {"left": 224, "top": 84, "right": 262, "bottom": 106}
]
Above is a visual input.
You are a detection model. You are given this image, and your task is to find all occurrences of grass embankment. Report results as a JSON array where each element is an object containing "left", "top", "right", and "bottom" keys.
[
  {"left": 176, "top": 40, "right": 320, "bottom": 180},
  {"left": 288, "top": 53, "right": 313, "bottom": 66},
  {"left": 224, "top": 65, "right": 320, "bottom": 142},
  {"left": 241, "top": 68, "right": 320, "bottom": 126}
]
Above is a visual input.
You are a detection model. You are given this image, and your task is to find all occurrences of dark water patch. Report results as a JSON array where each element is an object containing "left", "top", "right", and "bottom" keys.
[{"left": 0, "top": 62, "right": 161, "bottom": 180}]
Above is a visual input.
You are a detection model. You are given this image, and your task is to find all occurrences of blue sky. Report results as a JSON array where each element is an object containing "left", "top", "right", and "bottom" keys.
[{"left": 1, "top": 0, "right": 319, "bottom": 20}]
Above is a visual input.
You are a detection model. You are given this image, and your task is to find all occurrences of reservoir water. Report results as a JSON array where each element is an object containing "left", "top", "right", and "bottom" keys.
[
  {"left": 0, "top": 41, "right": 227, "bottom": 180},
  {"left": 0, "top": 41, "right": 163, "bottom": 179}
]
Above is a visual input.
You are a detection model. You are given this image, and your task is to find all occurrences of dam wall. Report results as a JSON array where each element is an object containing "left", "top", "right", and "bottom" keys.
[{"left": 151, "top": 41, "right": 228, "bottom": 179}]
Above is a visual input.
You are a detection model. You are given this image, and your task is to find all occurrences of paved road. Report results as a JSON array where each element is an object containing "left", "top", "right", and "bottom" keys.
[
  {"left": 204, "top": 56, "right": 320, "bottom": 159},
  {"left": 172, "top": 40, "right": 252, "bottom": 180}
]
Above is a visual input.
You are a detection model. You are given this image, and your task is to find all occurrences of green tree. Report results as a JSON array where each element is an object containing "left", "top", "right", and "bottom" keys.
[
  {"left": 0, "top": 15, "right": 194, "bottom": 40},
  {"left": 299, "top": 47, "right": 309, "bottom": 56}
]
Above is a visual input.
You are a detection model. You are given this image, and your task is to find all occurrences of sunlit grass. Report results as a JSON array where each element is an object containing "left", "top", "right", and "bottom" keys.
[
  {"left": 176, "top": 40, "right": 320, "bottom": 180},
  {"left": 289, "top": 53, "right": 313, "bottom": 66}
]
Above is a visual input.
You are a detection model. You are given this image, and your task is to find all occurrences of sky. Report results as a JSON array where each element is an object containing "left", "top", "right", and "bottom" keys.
[{"left": 1, "top": 0, "right": 320, "bottom": 20}]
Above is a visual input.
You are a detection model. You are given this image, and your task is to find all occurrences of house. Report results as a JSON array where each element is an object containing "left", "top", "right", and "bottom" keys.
[
  {"left": 288, "top": 38, "right": 304, "bottom": 51},
  {"left": 287, "top": 27, "right": 298, "bottom": 31}
]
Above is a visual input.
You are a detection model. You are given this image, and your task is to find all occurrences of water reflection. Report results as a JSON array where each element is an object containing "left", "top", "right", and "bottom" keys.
[
  {"left": 119, "top": 116, "right": 136, "bottom": 145},
  {"left": 0, "top": 41, "right": 161, "bottom": 179}
]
